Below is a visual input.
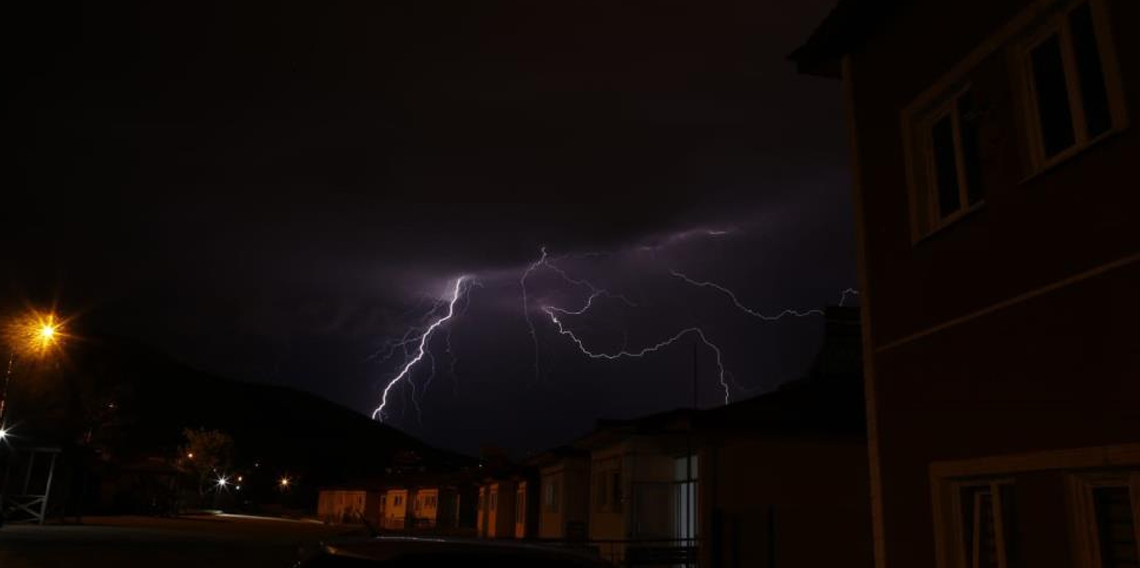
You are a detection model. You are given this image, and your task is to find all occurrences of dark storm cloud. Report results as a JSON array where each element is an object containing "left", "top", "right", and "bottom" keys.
[{"left": 6, "top": 0, "right": 849, "bottom": 453}]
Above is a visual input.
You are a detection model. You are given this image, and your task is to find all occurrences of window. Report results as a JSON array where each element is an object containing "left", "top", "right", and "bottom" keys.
[
  {"left": 594, "top": 471, "right": 607, "bottom": 510},
  {"left": 1092, "top": 487, "right": 1138, "bottom": 568},
  {"left": 544, "top": 479, "right": 560, "bottom": 513},
  {"left": 611, "top": 471, "right": 623, "bottom": 513},
  {"left": 1018, "top": 0, "right": 1125, "bottom": 170},
  {"left": 674, "top": 455, "right": 699, "bottom": 540},
  {"left": 906, "top": 86, "right": 986, "bottom": 237},
  {"left": 956, "top": 482, "right": 1017, "bottom": 568},
  {"left": 1073, "top": 473, "right": 1140, "bottom": 568}
]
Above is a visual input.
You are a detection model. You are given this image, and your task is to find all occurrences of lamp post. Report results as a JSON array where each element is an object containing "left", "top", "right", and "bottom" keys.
[
  {"left": 0, "top": 311, "right": 64, "bottom": 527},
  {"left": 0, "top": 311, "right": 64, "bottom": 428}
]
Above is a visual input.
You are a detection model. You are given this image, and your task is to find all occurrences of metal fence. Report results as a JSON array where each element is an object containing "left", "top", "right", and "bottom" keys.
[{"left": 533, "top": 537, "right": 700, "bottom": 567}]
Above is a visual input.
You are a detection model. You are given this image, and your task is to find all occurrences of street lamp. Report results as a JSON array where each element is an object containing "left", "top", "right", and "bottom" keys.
[{"left": 2, "top": 311, "right": 67, "bottom": 424}]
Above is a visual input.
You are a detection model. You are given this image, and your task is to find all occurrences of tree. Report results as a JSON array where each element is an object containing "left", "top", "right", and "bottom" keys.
[{"left": 176, "top": 428, "right": 234, "bottom": 501}]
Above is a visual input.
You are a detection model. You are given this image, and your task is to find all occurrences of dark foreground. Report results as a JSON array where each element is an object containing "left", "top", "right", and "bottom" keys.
[{"left": 0, "top": 515, "right": 357, "bottom": 568}]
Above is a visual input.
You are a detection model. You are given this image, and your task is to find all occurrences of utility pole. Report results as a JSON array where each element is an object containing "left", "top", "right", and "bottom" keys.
[{"left": 687, "top": 340, "right": 697, "bottom": 557}]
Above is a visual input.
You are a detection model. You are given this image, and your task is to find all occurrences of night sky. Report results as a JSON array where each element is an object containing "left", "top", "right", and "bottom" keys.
[{"left": 6, "top": 0, "right": 854, "bottom": 455}]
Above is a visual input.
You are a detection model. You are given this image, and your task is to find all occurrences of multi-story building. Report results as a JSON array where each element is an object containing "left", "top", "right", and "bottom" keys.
[{"left": 793, "top": 2, "right": 1140, "bottom": 568}]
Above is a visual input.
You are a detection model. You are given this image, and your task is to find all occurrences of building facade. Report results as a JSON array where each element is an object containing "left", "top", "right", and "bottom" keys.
[
  {"left": 698, "top": 307, "right": 872, "bottom": 568},
  {"left": 794, "top": 1, "right": 1140, "bottom": 568},
  {"left": 530, "top": 447, "right": 591, "bottom": 539}
]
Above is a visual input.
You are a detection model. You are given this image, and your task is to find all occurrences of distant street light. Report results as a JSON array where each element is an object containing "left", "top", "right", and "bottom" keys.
[
  {"left": 279, "top": 476, "right": 291, "bottom": 488},
  {"left": 0, "top": 426, "right": 8, "bottom": 441}
]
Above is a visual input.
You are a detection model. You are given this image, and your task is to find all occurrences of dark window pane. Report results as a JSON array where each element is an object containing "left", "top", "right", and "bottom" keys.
[
  {"left": 961, "top": 487, "right": 978, "bottom": 567},
  {"left": 957, "top": 93, "right": 984, "bottom": 205},
  {"left": 1031, "top": 35, "right": 1076, "bottom": 158},
  {"left": 931, "top": 114, "right": 961, "bottom": 218},
  {"left": 977, "top": 492, "right": 999, "bottom": 568},
  {"left": 1000, "top": 484, "right": 1020, "bottom": 568},
  {"left": 1093, "top": 486, "right": 1139, "bottom": 568},
  {"left": 1070, "top": 3, "right": 1113, "bottom": 138}
]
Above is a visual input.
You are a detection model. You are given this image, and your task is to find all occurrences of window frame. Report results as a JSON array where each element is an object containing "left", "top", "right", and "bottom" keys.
[
  {"left": 930, "top": 445, "right": 1140, "bottom": 568},
  {"left": 900, "top": 0, "right": 1128, "bottom": 244},
  {"left": 903, "top": 80, "right": 987, "bottom": 242},
  {"left": 949, "top": 479, "right": 1016, "bottom": 568},
  {"left": 1070, "top": 472, "right": 1140, "bottom": 568},
  {"left": 1013, "top": 0, "right": 1128, "bottom": 175},
  {"left": 925, "top": 85, "right": 983, "bottom": 231}
]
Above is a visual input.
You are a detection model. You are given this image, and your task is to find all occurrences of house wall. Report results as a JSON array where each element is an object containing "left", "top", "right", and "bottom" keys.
[
  {"left": 538, "top": 458, "right": 591, "bottom": 539},
  {"left": 363, "top": 491, "right": 383, "bottom": 527},
  {"left": 485, "top": 480, "right": 518, "bottom": 539},
  {"left": 700, "top": 435, "right": 872, "bottom": 568},
  {"left": 412, "top": 488, "right": 439, "bottom": 528},
  {"left": 842, "top": 0, "right": 1140, "bottom": 567},
  {"left": 476, "top": 486, "right": 486, "bottom": 536},
  {"left": 317, "top": 490, "right": 368, "bottom": 524},
  {"left": 384, "top": 488, "right": 409, "bottom": 529},
  {"left": 588, "top": 435, "right": 686, "bottom": 567},
  {"left": 514, "top": 481, "right": 529, "bottom": 538}
]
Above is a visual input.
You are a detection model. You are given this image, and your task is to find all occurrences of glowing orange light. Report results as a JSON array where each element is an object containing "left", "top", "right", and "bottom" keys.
[
  {"left": 6, "top": 311, "right": 66, "bottom": 357},
  {"left": 280, "top": 477, "right": 290, "bottom": 487}
]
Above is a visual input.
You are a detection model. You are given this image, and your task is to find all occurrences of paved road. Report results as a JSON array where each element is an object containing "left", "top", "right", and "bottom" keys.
[{"left": 0, "top": 514, "right": 361, "bottom": 568}]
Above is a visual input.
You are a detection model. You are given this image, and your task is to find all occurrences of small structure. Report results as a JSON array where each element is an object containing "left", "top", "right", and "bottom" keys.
[
  {"left": 512, "top": 475, "right": 539, "bottom": 539},
  {"left": 528, "top": 446, "right": 591, "bottom": 539},
  {"left": 381, "top": 488, "right": 409, "bottom": 529},
  {"left": 411, "top": 487, "right": 438, "bottom": 528},
  {"left": 319, "top": 470, "right": 478, "bottom": 533},
  {"left": 316, "top": 488, "right": 376, "bottom": 525},
  {"left": 478, "top": 477, "right": 517, "bottom": 538},
  {"left": 576, "top": 409, "right": 702, "bottom": 565},
  {"left": 0, "top": 446, "right": 60, "bottom": 525}
]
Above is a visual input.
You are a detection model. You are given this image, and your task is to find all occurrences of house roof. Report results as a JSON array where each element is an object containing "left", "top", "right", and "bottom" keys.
[
  {"left": 694, "top": 373, "right": 865, "bottom": 437},
  {"left": 575, "top": 306, "right": 865, "bottom": 444},
  {"left": 789, "top": 0, "right": 899, "bottom": 77},
  {"left": 322, "top": 468, "right": 482, "bottom": 493},
  {"left": 524, "top": 445, "right": 590, "bottom": 468}
]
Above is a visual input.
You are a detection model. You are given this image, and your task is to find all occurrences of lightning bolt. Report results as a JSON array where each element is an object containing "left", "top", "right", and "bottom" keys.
[
  {"left": 520, "top": 248, "right": 547, "bottom": 381},
  {"left": 372, "top": 276, "right": 468, "bottom": 422},
  {"left": 542, "top": 305, "right": 730, "bottom": 404},
  {"left": 524, "top": 250, "right": 731, "bottom": 404},
  {"left": 521, "top": 248, "right": 638, "bottom": 381},
  {"left": 669, "top": 270, "right": 826, "bottom": 320}
]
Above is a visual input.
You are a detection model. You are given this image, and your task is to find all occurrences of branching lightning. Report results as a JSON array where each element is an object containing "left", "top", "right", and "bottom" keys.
[
  {"left": 519, "top": 248, "right": 547, "bottom": 381},
  {"left": 543, "top": 304, "right": 731, "bottom": 404},
  {"left": 520, "top": 247, "right": 637, "bottom": 380},
  {"left": 838, "top": 288, "right": 859, "bottom": 307},
  {"left": 373, "top": 233, "right": 859, "bottom": 425},
  {"left": 669, "top": 270, "right": 825, "bottom": 320},
  {"left": 372, "top": 276, "right": 468, "bottom": 422}
]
